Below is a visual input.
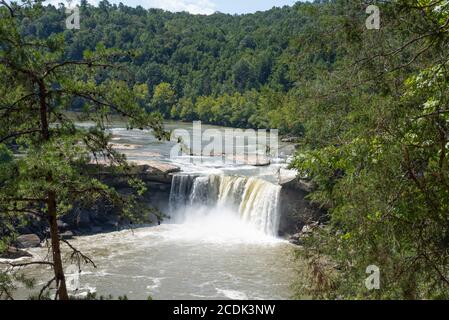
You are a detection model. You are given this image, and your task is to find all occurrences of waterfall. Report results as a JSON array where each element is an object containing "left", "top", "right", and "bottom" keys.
[{"left": 168, "top": 174, "right": 282, "bottom": 236}]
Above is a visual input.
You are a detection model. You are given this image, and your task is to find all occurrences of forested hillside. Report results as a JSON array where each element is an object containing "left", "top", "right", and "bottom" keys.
[{"left": 23, "top": 0, "right": 334, "bottom": 134}]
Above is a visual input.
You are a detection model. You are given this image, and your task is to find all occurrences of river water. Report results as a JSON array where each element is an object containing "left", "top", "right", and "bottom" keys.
[{"left": 7, "top": 121, "right": 299, "bottom": 300}]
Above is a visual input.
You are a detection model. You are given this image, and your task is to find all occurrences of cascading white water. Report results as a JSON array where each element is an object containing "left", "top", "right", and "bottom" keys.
[{"left": 169, "top": 174, "right": 282, "bottom": 236}]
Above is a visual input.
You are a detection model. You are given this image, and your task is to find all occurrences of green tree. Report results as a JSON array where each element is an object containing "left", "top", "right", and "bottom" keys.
[
  {"left": 0, "top": 2, "right": 166, "bottom": 300},
  {"left": 291, "top": 0, "right": 449, "bottom": 299},
  {"left": 232, "top": 58, "right": 257, "bottom": 92},
  {"left": 151, "top": 82, "right": 176, "bottom": 117},
  {"left": 177, "top": 97, "right": 196, "bottom": 121}
]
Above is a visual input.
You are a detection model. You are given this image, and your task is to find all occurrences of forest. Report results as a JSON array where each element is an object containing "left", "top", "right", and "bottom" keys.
[
  {"left": 19, "top": 0, "right": 324, "bottom": 134},
  {"left": 1, "top": 0, "right": 449, "bottom": 300}
]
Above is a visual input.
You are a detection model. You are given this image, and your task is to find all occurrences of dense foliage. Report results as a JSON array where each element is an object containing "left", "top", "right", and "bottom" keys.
[
  {"left": 290, "top": 0, "right": 449, "bottom": 299},
  {"left": 21, "top": 0, "right": 330, "bottom": 134}
]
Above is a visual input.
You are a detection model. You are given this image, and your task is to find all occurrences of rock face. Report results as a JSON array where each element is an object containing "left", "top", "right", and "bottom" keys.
[
  {"left": 87, "top": 160, "right": 180, "bottom": 184},
  {"left": 53, "top": 161, "right": 177, "bottom": 234},
  {"left": 60, "top": 231, "right": 74, "bottom": 240},
  {"left": 76, "top": 210, "right": 92, "bottom": 229},
  {"left": 1, "top": 161, "right": 175, "bottom": 244},
  {"left": 57, "top": 220, "right": 69, "bottom": 232},
  {"left": 0, "top": 247, "right": 32, "bottom": 259},
  {"left": 278, "top": 177, "right": 326, "bottom": 236},
  {"left": 15, "top": 234, "right": 41, "bottom": 248},
  {"left": 136, "top": 161, "right": 181, "bottom": 183}
]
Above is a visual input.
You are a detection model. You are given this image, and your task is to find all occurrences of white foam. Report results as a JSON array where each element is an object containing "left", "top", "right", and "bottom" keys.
[
  {"left": 160, "top": 210, "right": 284, "bottom": 245},
  {"left": 216, "top": 288, "right": 248, "bottom": 300},
  {"left": 146, "top": 277, "right": 164, "bottom": 291}
]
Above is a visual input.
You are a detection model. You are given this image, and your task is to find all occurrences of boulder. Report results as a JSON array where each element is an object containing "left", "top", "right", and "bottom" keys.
[
  {"left": 281, "top": 136, "right": 299, "bottom": 143},
  {"left": 16, "top": 234, "right": 41, "bottom": 248},
  {"left": 278, "top": 168, "right": 299, "bottom": 186},
  {"left": 288, "top": 222, "right": 320, "bottom": 246},
  {"left": 0, "top": 246, "right": 32, "bottom": 259},
  {"left": 280, "top": 176, "right": 315, "bottom": 192},
  {"left": 301, "top": 222, "right": 319, "bottom": 234},
  {"left": 278, "top": 176, "right": 326, "bottom": 236},
  {"left": 57, "top": 220, "right": 70, "bottom": 232},
  {"left": 288, "top": 233, "right": 302, "bottom": 245},
  {"left": 60, "top": 231, "right": 74, "bottom": 240},
  {"left": 76, "top": 211, "right": 91, "bottom": 229},
  {"left": 137, "top": 161, "right": 181, "bottom": 184}
]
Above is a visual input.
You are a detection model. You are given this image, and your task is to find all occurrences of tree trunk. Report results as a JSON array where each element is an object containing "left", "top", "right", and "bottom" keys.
[
  {"left": 47, "top": 190, "right": 69, "bottom": 300},
  {"left": 38, "top": 79, "right": 69, "bottom": 300}
]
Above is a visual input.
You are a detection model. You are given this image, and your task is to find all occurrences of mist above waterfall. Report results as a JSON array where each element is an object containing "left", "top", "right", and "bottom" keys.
[{"left": 168, "top": 174, "right": 282, "bottom": 240}]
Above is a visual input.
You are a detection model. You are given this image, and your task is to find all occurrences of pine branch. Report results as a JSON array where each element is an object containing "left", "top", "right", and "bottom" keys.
[
  {"left": 0, "top": 129, "right": 41, "bottom": 143},
  {"left": 61, "top": 238, "right": 97, "bottom": 269}
]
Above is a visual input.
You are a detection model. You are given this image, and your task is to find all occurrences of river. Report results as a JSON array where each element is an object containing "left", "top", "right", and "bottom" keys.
[{"left": 8, "top": 121, "right": 299, "bottom": 300}]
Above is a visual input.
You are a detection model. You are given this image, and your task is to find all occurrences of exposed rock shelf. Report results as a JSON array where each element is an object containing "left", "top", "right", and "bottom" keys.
[{"left": 87, "top": 160, "right": 181, "bottom": 184}]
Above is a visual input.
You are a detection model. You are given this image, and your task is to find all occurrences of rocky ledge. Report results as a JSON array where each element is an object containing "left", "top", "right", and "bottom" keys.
[
  {"left": 1, "top": 161, "right": 179, "bottom": 259},
  {"left": 0, "top": 246, "right": 33, "bottom": 259},
  {"left": 278, "top": 176, "right": 327, "bottom": 237},
  {"left": 87, "top": 160, "right": 181, "bottom": 184},
  {"left": 15, "top": 234, "right": 41, "bottom": 248}
]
